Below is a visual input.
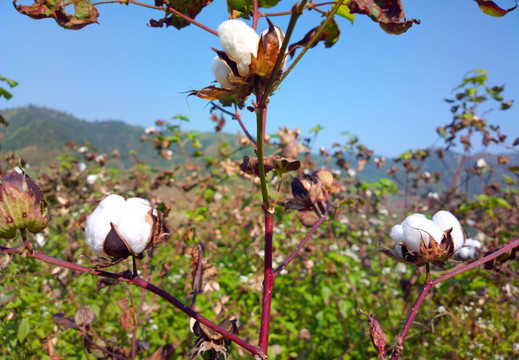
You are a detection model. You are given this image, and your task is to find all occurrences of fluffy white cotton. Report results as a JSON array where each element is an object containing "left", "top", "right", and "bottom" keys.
[
  {"left": 116, "top": 198, "right": 155, "bottom": 255},
  {"left": 403, "top": 214, "right": 443, "bottom": 251},
  {"left": 218, "top": 19, "right": 259, "bottom": 77},
  {"left": 85, "top": 194, "right": 155, "bottom": 256},
  {"left": 432, "top": 210, "right": 464, "bottom": 251},
  {"left": 86, "top": 174, "right": 99, "bottom": 185},
  {"left": 456, "top": 239, "right": 481, "bottom": 260},
  {"left": 211, "top": 56, "right": 235, "bottom": 89},
  {"left": 476, "top": 158, "right": 487, "bottom": 168}
]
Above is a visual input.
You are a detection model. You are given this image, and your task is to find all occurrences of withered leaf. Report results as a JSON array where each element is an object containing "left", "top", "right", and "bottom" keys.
[
  {"left": 149, "top": 0, "right": 213, "bottom": 30},
  {"left": 347, "top": 0, "right": 420, "bottom": 35},
  {"left": 143, "top": 344, "right": 175, "bottom": 360},
  {"left": 14, "top": 0, "right": 100, "bottom": 30},
  {"left": 117, "top": 298, "right": 135, "bottom": 332},
  {"left": 359, "top": 310, "right": 386, "bottom": 358},
  {"left": 474, "top": 0, "right": 517, "bottom": 17},
  {"left": 288, "top": 18, "right": 340, "bottom": 58},
  {"left": 52, "top": 313, "right": 77, "bottom": 329}
]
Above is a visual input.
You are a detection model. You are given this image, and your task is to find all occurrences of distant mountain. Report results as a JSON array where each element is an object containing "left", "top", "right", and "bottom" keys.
[{"left": 0, "top": 105, "right": 244, "bottom": 168}]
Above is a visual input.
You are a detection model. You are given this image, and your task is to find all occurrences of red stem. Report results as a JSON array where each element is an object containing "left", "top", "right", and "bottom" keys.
[
  {"left": 252, "top": 0, "right": 259, "bottom": 30},
  {"left": 258, "top": 213, "right": 274, "bottom": 353},
  {"left": 0, "top": 246, "right": 263, "bottom": 357},
  {"left": 389, "top": 235, "right": 519, "bottom": 360}
]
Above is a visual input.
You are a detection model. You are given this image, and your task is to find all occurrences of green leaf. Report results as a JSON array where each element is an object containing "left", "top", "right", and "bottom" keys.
[
  {"left": 321, "top": 286, "right": 332, "bottom": 303},
  {"left": 17, "top": 318, "right": 30, "bottom": 343},
  {"left": 172, "top": 114, "right": 190, "bottom": 122},
  {"left": 336, "top": 2, "right": 355, "bottom": 24},
  {"left": 0, "top": 88, "right": 13, "bottom": 100}
]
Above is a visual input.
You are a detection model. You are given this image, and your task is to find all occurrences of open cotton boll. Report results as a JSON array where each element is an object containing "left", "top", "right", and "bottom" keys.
[
  {"left": 218, "top": 19, "right": 260, "bottom": 77},
  {"left": 116, "top": 198, "right": 155, "bottom": 255},
  {"left": 456, "top": 239, "right": 482, "bottom": 260},
  {"left": 85, "top": 194, "right": 126, "bottom": 256},
  {"left": 211, "top": 56, "right": 235, "bottom": 89},
  {"left": 432, "top": 210, "right": 464, "bottom": 251},
  {"left": 402, "top": 214, "right": 443, "bottom": 252}
]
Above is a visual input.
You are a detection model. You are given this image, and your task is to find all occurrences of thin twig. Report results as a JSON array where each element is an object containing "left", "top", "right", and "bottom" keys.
[
  {"left": 93, "top": 0, "right": 218, "bottom": 36},
  {"left": 190, "top": 231, "right": 205, "bottom": 308}
]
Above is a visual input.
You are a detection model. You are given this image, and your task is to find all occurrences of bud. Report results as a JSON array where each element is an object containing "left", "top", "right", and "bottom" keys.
[
  {"left": 0, "top": 171, "right": 48, "bottom": 239},
  {"left": 84, "top": 194, "right": 165, "bottom": 261},
  {"left": 75, "top": 305, "right": 96, "bottom": 329},
  {"left": 383, "top": 210, "right": 465, "bottom": 266}
]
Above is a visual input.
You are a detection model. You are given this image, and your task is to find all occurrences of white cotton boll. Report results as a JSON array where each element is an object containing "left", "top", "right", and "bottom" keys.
[
  {"left": 115, "top": 198, "right": 154, "bottom": 254},
  {"left": 211, "top": 56, "right": 235, "bottom": 89},
  {"left": 78, "top": 162, "right": 87, "bottom": 172},
  {"left": 476, "top": 158, "right": 487, "bottom": 168},
  {"left": 85, "top": 194, "right": 126, "bottom": 256},
  {"left": 402, "top": 214, "right": 443, "bottom": 251},
  {"left": 432, "top": 211, "right": 464, "bottom": 251},
  {"left": 86, "top": 174, "right": 98, "bottom": 185},
  {"left": 35, "top": 233, "right": 46, "bottom": 247},
  {"left": 456, "top": 239, "right": 482, "bottom": 260},
  {"left": 218, "top": 19, "right": 259, "bottom": 77}
]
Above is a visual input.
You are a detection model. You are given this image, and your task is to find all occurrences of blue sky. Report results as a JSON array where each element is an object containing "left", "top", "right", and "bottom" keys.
[{"left": 2, "top": 1, "right": 518, "bottom": 157}]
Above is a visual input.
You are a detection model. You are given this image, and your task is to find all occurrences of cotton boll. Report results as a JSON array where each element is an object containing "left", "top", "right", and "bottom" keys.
[
  {"left": 456, "top": 239, "right": 482, "bottom": 260},
  {"left": 85, "top": 194, "right": 126, "bottom": 256},
  {"left": 115, "top": 198, "right": 154, "bottom": 255},
  {"left": 218, "top": 19, "right": 260, "bottom": 77},
  {"left": 211, "top": 56, "right": 235, "bottom": 89},
  {"left": 432, "top": 211, "right": 464, "bottom": 251}
]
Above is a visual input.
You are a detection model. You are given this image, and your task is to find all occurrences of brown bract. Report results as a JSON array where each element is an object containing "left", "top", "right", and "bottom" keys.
[{"left": 281, "top": 173, "right": 325, "bottom": 212}]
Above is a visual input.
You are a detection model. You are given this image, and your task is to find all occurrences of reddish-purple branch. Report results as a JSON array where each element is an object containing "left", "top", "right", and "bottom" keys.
[
  {"left": 389, "top": 235, "right": 519, "bottom": 360},
  {"left": 258, "top": 213, "right": 274, "bottom": 354},
  {"left": 0, "top": 246, "right": 262, "bottom": 357}
]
